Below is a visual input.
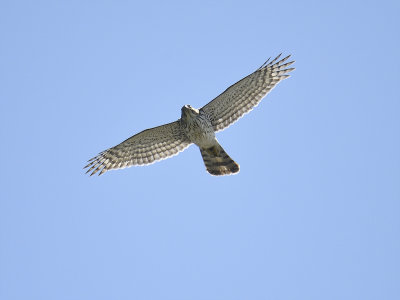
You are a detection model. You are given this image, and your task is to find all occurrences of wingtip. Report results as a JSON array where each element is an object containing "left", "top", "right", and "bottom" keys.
[
  {"left": 87, "top": 156, "right": 97, "bottom": 162},
  {"left": 283, "top": 54, "right": 291, "bottom": 60},
  {"left": 259, "top": 53, "right": 295, "bottom": 70},
  {"left": 258, "top": 57, "right": 271, "bottom": 69},
  {"left": 267, "top": 53, "right": 283, "bottom": 67}
]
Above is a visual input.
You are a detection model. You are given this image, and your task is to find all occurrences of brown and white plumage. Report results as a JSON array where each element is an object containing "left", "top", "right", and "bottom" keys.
[
  {"left": 200, "top": 144, "right": 240, "bottom": 176},
  {"left": 201, "top": 53, "right": 295, "bottom": 132},
  {"left": 85, "top": 121, "right": 191, "bottom": 176},
  {"left": 84, "top": 54, "right": 294, "bottom": 176}
]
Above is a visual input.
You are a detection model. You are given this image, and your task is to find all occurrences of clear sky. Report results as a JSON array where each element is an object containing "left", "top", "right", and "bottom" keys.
[{"left": 1, "top": 1, "right": 399, "bottom": 299}]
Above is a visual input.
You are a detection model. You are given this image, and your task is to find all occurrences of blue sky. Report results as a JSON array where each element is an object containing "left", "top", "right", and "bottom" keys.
[{"left": 1, "top": 1, "right": 399, "bottom": 299}]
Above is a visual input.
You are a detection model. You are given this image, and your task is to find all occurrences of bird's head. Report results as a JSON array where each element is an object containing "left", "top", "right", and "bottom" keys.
[{"left": 181, "top": 105, "right": 199, "bottom": 120}]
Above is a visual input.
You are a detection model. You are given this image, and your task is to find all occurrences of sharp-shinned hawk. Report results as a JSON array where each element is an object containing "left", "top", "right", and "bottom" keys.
[{"left": 84, "top": 54, "right": 295, "bottom": 176}]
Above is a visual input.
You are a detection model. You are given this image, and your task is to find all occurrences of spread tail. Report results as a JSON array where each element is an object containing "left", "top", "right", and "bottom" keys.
[{"left": 200, "top": 144, "right": 240, "bottom": 176}]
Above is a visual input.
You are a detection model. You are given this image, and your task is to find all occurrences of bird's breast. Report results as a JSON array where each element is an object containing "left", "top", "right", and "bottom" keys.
[{"left": 182, "top": 113, "right": 216, "bottom": 148}]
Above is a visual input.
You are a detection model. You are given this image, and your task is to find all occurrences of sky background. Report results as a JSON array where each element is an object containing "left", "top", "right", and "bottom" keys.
[{"left": 1, "top": 1, "right": 399, "bottom": 299}]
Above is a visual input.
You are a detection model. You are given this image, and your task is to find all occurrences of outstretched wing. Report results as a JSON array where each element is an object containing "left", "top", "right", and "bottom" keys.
[
  {"left": 84, "top": 120, "right": 191, "bottom": 176},
  {"left": 200, "top": 54, "right": 295, "bottom": 132}
]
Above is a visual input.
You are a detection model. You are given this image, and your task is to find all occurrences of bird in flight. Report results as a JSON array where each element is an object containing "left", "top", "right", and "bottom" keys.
[{"left": 84, "top": 54, "right": 295, "bottom": 176}]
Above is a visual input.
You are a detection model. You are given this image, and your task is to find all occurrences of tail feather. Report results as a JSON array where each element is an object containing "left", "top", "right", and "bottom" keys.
[{"left": 200, "top": 144, "right": 239, "bottom": 176}]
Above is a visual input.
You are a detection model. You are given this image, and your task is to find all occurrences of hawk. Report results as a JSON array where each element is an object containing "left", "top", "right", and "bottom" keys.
[{"left": 84, "top": 54, "right": 295, "bottom": 176}]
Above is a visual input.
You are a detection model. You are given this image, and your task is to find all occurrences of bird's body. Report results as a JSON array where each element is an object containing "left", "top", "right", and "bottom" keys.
[
  {"left": 85, "top": 54, "right": 295, "bottom": 176},
  {"left": 180, "top": 105, "right": 239, "bottom": 175},
  {"left": 181, "top": 105, "right": 215, "bottom": 148}
]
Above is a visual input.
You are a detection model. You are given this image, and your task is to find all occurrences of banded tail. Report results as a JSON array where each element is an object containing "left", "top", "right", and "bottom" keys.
[{"left": 200, "top": 144, "right": 240, "bottom": 176}]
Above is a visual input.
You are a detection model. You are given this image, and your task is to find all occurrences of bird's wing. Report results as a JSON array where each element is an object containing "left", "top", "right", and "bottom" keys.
[
  {"left": 200, "top": 54, "right": 295, "bottom": 132},
  {"left": 84, "top": 120, "right": 191, "bottom": 176}
]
